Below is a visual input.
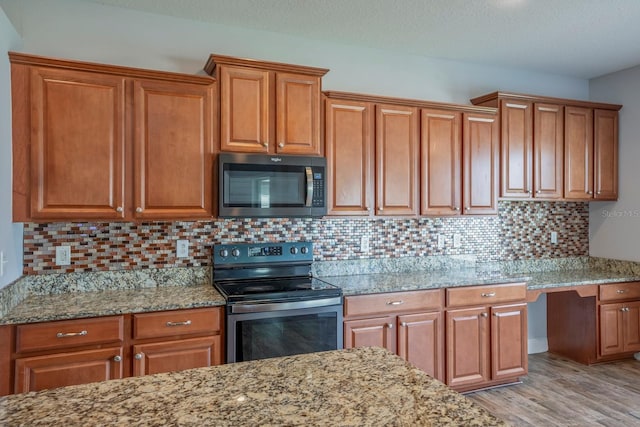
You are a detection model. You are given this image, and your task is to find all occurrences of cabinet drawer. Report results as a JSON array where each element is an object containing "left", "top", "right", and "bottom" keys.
[
  {"left": 344, "top": 289, "right": 443, "bottom": 318},
  {"left": 16, "top": 316, "right": 124, "bottom": 353},
  {"left": 446, "top": 283, "right": 526, "bottom": 308},
  {"left": 133, "top": 307, "right": 221, "bottom": 340},
  {"left": 600, "top": 282, "right": 640, "bottom": 302}
]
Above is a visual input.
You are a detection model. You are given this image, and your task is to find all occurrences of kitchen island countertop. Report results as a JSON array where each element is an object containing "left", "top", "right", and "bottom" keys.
[{"left": 0, "top": 346, "right": 506, "bottom": 426}]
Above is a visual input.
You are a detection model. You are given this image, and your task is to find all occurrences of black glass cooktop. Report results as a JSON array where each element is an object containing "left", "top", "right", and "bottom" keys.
[{"left": 213, "top": 276, "right": 342, "bottom": 303}]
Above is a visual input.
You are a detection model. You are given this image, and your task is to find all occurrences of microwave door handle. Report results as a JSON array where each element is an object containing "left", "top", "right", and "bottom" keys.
[{"left": 305, "top": 167, "right": 313, "bottom": 207}]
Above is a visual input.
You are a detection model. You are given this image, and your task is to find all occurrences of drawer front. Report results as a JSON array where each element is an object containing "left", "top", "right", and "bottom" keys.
[
  {"left": 344, "top": 289, "right": 443, "bottom": 318},
  {"left": 16, "top": 316, "right": 124, "bottom": 353},
  {"left": 600, "top": 282, "right": 640, "bottom": 302},
  {"left": 446, "top": 283, "right": 527, "bottom": 308},
  {"left": 133, "top": 307, "right": 221, "bottom": 340}
]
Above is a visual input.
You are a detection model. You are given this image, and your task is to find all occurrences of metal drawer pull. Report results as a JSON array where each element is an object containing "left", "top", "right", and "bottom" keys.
[
  {"left": 56, "top": 330, "right": 88, "bottom": 338},
  {"left": 481, "top": 292, "right": 496, "bottom": 297},
  {"left": 166, "top": 320, "right": 192, "bottom": 327},
  {"left": 386, "top": 300, "right": 404, "bottom": 306},
  {"left": 616, "top": 289, "right": 628, "bottom": 294}
]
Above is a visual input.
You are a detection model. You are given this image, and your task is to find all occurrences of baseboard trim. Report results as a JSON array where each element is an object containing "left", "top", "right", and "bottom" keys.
[{"left": 528, "top": 337, "right": 548, "bottom": 354}]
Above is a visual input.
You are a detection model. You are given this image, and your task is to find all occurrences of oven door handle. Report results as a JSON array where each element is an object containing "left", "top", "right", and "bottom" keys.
[
  {"left": 305, "top": 166, "right": 313, "bottom": 207},
  {"left": 230, "top": 296, "right": 342, "bottom": 314}
]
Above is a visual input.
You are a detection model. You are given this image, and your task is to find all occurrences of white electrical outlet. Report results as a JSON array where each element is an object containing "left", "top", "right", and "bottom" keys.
[
  {"left": 360, "top": 236, "right": 370, "bottom": 253},
  {"left": 453, "top": 234, "right": 462, "bottom": 248},
  {"left": 437, "top": 234, "right": 445, "bottom": 249},
  {"left": 551, "top": 231, "right": 558, "bottom": 244},
  {"left": 55, "top": 246, "right": 71, "bottom": 266},
  {"left": 176, "top": 240, "right": 189, "bottom": 258},
  {"left": 0, "top": 251, "right": 6, "bottom": 277}
]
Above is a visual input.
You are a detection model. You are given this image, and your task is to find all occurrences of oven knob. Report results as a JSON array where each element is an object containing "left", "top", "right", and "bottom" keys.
[
  {"left": 231, "top": 248, "right": 241, "bottom": 257},
  {"left": 300, "top": 246, "right": 309, "bottom": 254},
  {"left": 219, "top": 249, "right": 229, "bottom": 258},
  {"left": 290, "top": 247, "right": 299, "bottom": 255}
]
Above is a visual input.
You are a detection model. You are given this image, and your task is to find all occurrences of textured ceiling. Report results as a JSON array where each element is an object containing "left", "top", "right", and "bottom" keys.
[{"left": 75, "top": 0, "right": 640, "bottom": 78}]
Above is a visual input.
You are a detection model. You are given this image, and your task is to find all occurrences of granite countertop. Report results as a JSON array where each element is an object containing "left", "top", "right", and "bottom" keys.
[
  {"left": 321, "top": 268, "right": 640, "bottom": 296},
  {"left": 0, "top": 284, "right": 225, "bottom": 325},
  {"left": 0, "top": 347, "right": 507, "bottom": 427}
]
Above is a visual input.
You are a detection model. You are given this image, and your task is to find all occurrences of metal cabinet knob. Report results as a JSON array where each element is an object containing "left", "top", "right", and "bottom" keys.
[
  {"left": 262, "top": 141, "right": 269, "bottom": 147},
  {"left": 387, "top": 323, "right": 394, "bottom": 329},
  {"left": 465, "top": 207, "right": 470, "bottom": 211},
  {"left": 536, "top": 190, "right": 541, "bottom": 194},
  {"left": 278, "top": 143, "right": 285, "bottom": 148},
  {"left": 587, "top": 191, "right": 593, "bottom": 195},
  {"left": 452, "top": 206, "right": 459, "bottom": 211},
  {"left": 597, "top": 191, "right": 602, "bottom": 195},
  {"left": 116, "top": 207, "right": 123, "bottom": 213},
  {"left": 113, "top": 355, "right": 122, "bottom": 362},
  {"left": 480, "top": 313, "right": 488, "bottom": 318},
  {"left": 401, "top": 322, "right": 408, "bottom": 327},
  {"left": 136, "top": 207, "right": 143, "bottom": 213},
  {"left": 135, "top": 353, "right": 143, "bottom": 360}
]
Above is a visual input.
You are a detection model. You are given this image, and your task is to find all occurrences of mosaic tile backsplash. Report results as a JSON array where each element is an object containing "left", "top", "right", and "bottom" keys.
[{"left": 22, "top": 201, "right": 589, "bottom": 275}]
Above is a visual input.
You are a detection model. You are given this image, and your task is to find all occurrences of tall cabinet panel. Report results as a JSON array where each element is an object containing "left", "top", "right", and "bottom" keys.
[
  {"left": 500, "top": 100, "right": 533, "bottom": 198},
  {"left": 133, "top": 79, "right": 214, "bottom": 219},
  {"left": 325, "top": 99, "right": 373, "bottom": 216},
  {"left": 375, "top": 104, "right": 419, "bottom": 216},
  {"left": 276, "top": 73, "right": 322, "bottom": 155},
  {"left": 594, "top": 109, "right": 618, "bottom": 200},
  {"left": 533, "top": 103, "right": 564, "bottom": 199},
  {"left": 29, "top": 67, "right": 126, "bottom": 220},
  {"left": 564, "top": 106, "right": 594, "bottom": 200},
  {"left": 463, "top": 113, "right": 499, "bottom": 215},
  {"left": 420, "top": 109, "right": 461, "bottom": 216}
]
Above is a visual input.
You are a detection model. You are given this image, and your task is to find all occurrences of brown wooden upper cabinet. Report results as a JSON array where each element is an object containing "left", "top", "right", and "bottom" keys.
[
  {"left": 471, "top": 91, "right": 621, "bottom": 201},
  {"left": 10, "top": 52, "right": 216, "bottom": 222},
  {"left": 205, "top": 54, "right": 328, "bottom": 156},
  {"left": 325, "top": 92, "right": 498, "bottom": 217}
]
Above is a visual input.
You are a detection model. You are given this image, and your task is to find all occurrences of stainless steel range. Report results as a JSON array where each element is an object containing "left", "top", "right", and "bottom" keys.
[{"left": 212, "top": 242, "right": 343, "bottom": 363}]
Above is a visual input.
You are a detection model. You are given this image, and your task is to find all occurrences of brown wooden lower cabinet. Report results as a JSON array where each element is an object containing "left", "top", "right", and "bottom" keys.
[
  {"left": 344, "top": 316, "right": 396, "bottom": 354},
  {"left": 547, "top": 282, "right": 640, "bottom": 364},
  {"left": 132, "top": 336, "right": 222, "bottom": 376},
  {"left": 3, "top": 307, "right": 224, "bottom": 396},
  {"left": 397, "top": 311, "right": 444, "bottom": 381},
  {"left": 14, "top": 347, "right": 124, "bottom": 393}
]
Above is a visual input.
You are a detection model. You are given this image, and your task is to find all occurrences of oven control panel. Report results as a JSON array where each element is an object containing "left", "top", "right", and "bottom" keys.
[{"left": 214, "top": 242, "right": 313, "bottom": 265}]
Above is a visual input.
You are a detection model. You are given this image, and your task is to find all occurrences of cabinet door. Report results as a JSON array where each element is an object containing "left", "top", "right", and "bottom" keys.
[
  {"left": 29, "top": 67, "right": 126, "bottom": 219},
  {"left": 500, "top": 100, "right": 532, "bottom": 198},
  {"left": 15, "top": 347, "right": 123, "bottom": 393},
  {"left": 325, "top": 99, "right": 374, "bottom": 216},
  {"left": 623, "top": 301, "right": 640, "bottom": 352},
  {"left": 219, "top": 66, "right": 270, "bottom": 152},
  {"left": 276, "top": 73, "right": 321, "bottom": 155},
  {"left": 533, "top": 103, "right": 564, "bottom": 199},
  {"left": 420, "top": 109, "right": 461, "bottom": 216},
  {"left": 375, "top": 104, "right": 419, "bottom": 216},
  {"left": 132, "top": 336, "right": 222, "bottom": 376},
  {"left": 343, "top": 316, "right": 396, "bottom": 354},
  {"left": 599, "top": 303, "right": 625, "bottom": 356},
  {"left": 463, "top": 112, "right": 499, "bottom": 214},
  {"left": 133, "top": 79, "right": 215, "bottom": 219},
  {"left": 491, "top": 303, "right": 527, "bottom": 381},
  {"left": 445, "top": 307, "right": 489, "bottom": 388},
  {"left": 564, "top": 106, "right": 594, "bottom": 200},
  {"left": 397, "top": 312, "right": 443, "bottom": 381},
  {"left": 594, "top": 109, "right": 618, "bottom": 200}
]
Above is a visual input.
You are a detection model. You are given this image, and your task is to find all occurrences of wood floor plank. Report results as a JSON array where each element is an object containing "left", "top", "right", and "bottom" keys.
[{"left": 466, "top": 352, "right": 640, "bottom": 427}]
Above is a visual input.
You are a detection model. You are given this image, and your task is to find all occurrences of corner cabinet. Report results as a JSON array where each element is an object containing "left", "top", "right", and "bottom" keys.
[
  {"left": 205, "top": 54, "right": 328, "bottom": 156},
  {"left": 343, "top": 290, "right": 444, "bottom": 381},
  {"left": 471, "top": 91, "right": 621, "bottom": 201},
  {"left": 1, "top": 307, "right": 224, "bottom": 395},
  {"left": 445, "top": 283, "right": 527, "bottom": 392},
  {"left": 324, "top": 91, "right": 499, "bottom": 218},
  {"left": 10, "top": 52, "right": 216, "bottom": 222}
]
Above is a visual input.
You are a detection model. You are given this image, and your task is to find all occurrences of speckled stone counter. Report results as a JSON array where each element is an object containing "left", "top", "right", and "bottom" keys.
[
  {"left": 0, "top": 347, "right": 507, "bottom": 427},
  {"left": 0, "top": 284, "right": 225, "bottom": 325}
]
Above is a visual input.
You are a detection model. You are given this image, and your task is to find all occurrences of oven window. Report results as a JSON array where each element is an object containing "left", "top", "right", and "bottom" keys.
[
  {"left": 235, "top": 312, "right": 338, "bottom": 362},
  {"left": 223, "top": 164, "right": 306, "bottom": 208}
]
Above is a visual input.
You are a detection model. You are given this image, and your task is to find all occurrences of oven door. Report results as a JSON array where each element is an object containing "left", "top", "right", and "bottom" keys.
[
  {"left": 218, "top": 153, "right": 326, "bottom": 217},
  {"left": 226, "top": 299, "right": 343, "bottom": 363}
]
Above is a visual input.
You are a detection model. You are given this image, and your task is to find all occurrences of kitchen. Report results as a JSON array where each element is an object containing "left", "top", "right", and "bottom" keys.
[{"left": 1, "top": 0, "right": 640, "bottom": 425}]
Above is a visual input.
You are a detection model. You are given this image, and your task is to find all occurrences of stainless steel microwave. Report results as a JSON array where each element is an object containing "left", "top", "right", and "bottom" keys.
[{"left": 218, "top": 153, "right": 327, "bottom": 218}]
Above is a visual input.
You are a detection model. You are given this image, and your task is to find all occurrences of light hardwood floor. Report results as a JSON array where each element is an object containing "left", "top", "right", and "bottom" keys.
[{"left": 466, "top": 352, "right": 640, "bottom": 426}]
